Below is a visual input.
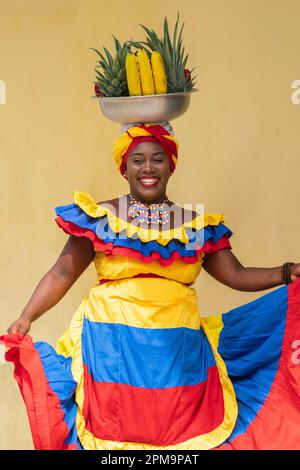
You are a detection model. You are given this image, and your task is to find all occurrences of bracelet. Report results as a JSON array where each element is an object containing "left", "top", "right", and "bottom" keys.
[{"left": 281, "top": 262, "right": 295, "bottom": 285}]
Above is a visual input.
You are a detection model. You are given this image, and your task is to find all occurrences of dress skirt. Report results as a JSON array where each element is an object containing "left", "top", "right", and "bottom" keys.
[{"left": 1, "top": 276, "right": 300, "bottom": 450}]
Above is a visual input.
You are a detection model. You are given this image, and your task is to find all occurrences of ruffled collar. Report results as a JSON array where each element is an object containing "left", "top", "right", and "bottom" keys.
[{"left": 74, "top": 190, "right": 225, "bottom": 246}]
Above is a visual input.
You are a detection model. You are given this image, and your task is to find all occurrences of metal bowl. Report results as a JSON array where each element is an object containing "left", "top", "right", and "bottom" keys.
[{"left": 92, "top": 90, "right": 197, "bottom": 124}]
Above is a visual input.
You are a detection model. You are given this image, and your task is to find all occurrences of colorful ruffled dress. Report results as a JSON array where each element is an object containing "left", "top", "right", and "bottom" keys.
[{"left": 1, "top": 190, "right": 300, "bottom": 450}]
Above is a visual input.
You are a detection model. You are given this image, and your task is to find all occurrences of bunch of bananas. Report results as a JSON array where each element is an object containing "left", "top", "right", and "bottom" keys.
[{"left": 125, "top": 49, "right": 167, "bottom": 96}]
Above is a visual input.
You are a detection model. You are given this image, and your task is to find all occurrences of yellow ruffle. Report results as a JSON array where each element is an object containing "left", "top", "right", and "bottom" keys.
[{"left": 74, "top": 190, "right": 225, "bottom": 246}]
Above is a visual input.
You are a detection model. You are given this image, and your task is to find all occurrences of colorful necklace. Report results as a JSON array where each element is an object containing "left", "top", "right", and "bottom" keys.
[{"left": 128, "top": 193, "right": 170, "bottom": 225}]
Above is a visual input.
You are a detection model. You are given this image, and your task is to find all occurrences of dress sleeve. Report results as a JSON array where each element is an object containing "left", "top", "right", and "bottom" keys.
[
  {"left": 54, "top": 191, "right": 109, "bottom": 252},
  {"left": 55, "top": 203, "right": 100, "bottom": 245},
  {"left": 54, "top": 191, "right": 126, "bottom": 256},
  {"left": 201, "top": 218, "right": 233, "bottom": 255},
  {"left": 202, "top": 233, "right": 232, "bottom": 254}
]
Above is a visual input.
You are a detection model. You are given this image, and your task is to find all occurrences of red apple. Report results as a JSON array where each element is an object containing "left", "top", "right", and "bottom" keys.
[
  {"left": 184, "top": 69, "right": 191, "bottom": 81},
  {"left": 94, "top": 83, "right": 102, "bottom": 97}
]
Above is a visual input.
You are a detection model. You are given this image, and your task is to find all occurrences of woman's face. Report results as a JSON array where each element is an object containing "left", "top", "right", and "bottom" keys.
[{"left": 124, "top": 141, "right": 172, "bottom": 204}]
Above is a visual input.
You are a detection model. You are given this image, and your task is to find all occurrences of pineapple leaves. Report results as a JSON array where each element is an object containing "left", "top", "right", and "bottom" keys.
[
  {"left": 173, "top": 13, "right": 179, "bottom": 55},
  {"left": 90, "top": 40, "right": 130, "bottom": 96},
  {"left": 138, "top": 13, "right": 196, "bottom": 93},
  {"left": 163, "top": 17, "right": 174, "bottom": 63},
  {"left": 103, "top": 47, "right": 114, "bottom": 69},
  {"left": 89, "top": 48, "right": 106, "bottom": 63},
  {"left": 112, "top": 36, "right": 122, "bottom": 52},
  {"left": 91, "top": 13, "right": 196, "bottom": 96}
]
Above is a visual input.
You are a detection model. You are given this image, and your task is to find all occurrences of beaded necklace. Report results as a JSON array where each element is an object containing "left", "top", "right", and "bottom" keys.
[{"left": 128, "top": 193, "right": 170, "bottom": 225}]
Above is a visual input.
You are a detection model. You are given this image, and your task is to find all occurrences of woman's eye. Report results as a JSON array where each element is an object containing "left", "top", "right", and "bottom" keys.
[{"left": 132, "top": 159, "right": 162, "bottom": 164}]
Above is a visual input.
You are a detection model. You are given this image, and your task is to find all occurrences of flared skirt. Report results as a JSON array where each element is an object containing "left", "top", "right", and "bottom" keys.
[{"left": 1, "top": 278, "right": 300, "bottom": 450}]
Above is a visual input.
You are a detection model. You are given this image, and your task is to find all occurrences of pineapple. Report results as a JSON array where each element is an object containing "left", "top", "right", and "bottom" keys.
[
  {"left": 129, "top": 13, "right": 196, "bottom": 94},
  {"left": 90, "top": 37, "right": 131, "bottom": 97}
]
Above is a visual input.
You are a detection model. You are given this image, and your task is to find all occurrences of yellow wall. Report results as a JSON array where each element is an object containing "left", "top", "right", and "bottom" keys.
[{"left": 1, "top": 0, "right": 300, "bottom": 449}]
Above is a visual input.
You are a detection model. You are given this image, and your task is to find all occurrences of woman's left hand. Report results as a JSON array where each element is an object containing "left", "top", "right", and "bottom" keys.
[{"left": 290, "top": 263, "right": 300, "bottom": 282}]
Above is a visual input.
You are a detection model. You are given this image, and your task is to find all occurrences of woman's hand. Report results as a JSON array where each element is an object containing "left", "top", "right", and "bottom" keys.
[
  {"left": 290, "top": 263, "right": 300, "bottom": 282},
  {"left": 7, "top": 316, "right": 31, "bottom": 336}
]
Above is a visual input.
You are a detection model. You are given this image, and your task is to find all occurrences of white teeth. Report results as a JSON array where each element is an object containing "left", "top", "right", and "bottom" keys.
[
  {"left": 140, "top": 180, "right": 158, "bottom": 185},
  {"left": 140, "top": 179, "right": 158, "bottom": 183}
]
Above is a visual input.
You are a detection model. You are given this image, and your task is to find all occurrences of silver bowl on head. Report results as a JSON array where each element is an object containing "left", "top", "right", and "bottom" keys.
[{"left": 92, "top": 90, "right": 197, "bottom": 124}]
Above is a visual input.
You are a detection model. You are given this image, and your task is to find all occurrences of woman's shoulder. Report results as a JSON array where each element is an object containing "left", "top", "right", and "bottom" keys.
[
  {"left": 96, "top": 196, "right": 126, "bottom": 219},
  {"left": 171, "top": 203, "right": 199, "bottom": 222},
  {"left": 96, "top": 197, "right": 121, "bottom": 209}
]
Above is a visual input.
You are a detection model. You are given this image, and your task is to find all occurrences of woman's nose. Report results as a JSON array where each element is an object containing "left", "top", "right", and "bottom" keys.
[{"left": 143, "top": 160, "right": 154, "bottom": 173}]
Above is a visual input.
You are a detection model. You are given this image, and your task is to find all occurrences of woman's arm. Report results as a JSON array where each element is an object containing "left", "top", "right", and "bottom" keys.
[
  {"left": 7, "top": 235, "right": 95, "bottom": 335},
  {"left": 202, "top": 248, "right": 299, "bottom": 292}
]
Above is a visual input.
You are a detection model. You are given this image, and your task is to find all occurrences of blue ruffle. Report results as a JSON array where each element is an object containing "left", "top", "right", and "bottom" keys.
[{"left": 35, "top": 342, "right": 83, "bottom": 449}]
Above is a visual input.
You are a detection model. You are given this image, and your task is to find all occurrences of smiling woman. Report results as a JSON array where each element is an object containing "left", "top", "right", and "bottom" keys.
[{"left": 2, "top": 122, "right": 300, "bottom": 450}]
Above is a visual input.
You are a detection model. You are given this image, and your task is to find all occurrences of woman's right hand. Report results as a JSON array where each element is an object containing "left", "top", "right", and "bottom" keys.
[{"left": 7, "top": 317, "right": 31, "bottom": 336}]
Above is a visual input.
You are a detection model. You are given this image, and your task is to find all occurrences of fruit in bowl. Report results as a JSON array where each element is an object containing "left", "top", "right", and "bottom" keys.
[{"left": 90, "top": 13, "right": 196, "bottom": 99}]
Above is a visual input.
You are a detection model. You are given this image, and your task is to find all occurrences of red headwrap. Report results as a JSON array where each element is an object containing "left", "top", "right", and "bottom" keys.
[{"left": 113, "top": 124, "right": 179, "bottom": 176}]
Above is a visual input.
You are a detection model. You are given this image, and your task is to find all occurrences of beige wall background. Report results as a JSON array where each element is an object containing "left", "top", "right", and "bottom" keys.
[{"left": 1, "top": 0, "right": 300, "bottom": 449}]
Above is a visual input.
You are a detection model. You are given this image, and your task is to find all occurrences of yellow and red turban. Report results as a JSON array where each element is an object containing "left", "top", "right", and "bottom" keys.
[{"left": 113, "top": 124, "right": 179, "bottom": 176}]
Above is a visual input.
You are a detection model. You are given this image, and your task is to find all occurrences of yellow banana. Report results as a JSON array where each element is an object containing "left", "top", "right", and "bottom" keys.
[
  {"left": 151, "top": 51, "right": 167, "bottom": 94},
  {"left": 137, "top": 49, "right": 155, "bottom": 95},
  {"left": 125, "top": 53, "right": 142, "bottom": 96}
]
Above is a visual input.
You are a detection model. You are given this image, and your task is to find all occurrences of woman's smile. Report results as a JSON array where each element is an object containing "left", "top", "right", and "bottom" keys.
[{"left": 138, "top": 177, "right": 160, "bottom": 188}]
